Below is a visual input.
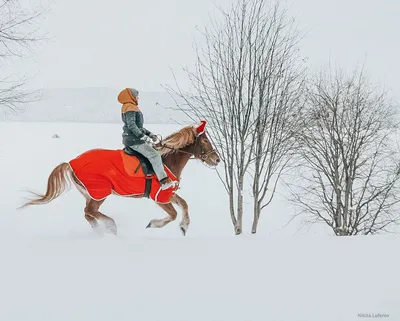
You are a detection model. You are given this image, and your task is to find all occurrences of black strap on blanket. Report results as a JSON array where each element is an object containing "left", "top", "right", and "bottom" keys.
[{"left": 144, "top": 175, "right": 152, "bottom": 198}]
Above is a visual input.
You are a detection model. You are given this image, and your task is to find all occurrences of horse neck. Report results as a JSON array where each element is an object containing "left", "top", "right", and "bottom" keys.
[{"left": 162, "top": 146, "right": 193, "bottom": 179}]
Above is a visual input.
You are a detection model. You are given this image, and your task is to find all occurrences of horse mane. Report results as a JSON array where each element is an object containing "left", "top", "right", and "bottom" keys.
[{"left": 157, "top": 125, "right": 197, "bottom": 156}]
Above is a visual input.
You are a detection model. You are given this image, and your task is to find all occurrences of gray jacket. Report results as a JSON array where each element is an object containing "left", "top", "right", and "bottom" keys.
[{"left": 122, "top": 110, "right": 151, "bottom": 146}]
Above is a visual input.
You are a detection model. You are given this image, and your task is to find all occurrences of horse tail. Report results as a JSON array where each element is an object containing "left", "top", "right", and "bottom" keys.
[{"left": 19, "top": 162, "right": 72, "bottom": 209}]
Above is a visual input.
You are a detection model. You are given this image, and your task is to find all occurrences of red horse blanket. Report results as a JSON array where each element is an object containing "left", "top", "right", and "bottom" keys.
[{"left": 69, "top": 149, "right": 179, "bottom": 204}]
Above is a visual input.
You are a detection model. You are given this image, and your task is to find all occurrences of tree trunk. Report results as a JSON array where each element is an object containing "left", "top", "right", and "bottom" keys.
[
  {"left": 235, "top": 176, "right": 244, "bottom": 235},
  {"left": 251, "top": 177, "right": 261, "bottom": 234},
  {"left": 251, "top": 205, "right": 260, "bottom": 234},
  {"left": 229, "top": 184, "right": 237, "bottom": 232},
  {"left": 251, "top": 156, "right": 262, "bottom": 234}
]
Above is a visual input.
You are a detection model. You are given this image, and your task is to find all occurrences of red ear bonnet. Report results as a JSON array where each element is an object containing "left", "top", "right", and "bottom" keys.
[{"left": 196, "top": 120, "right": 207, "bottom": 135}]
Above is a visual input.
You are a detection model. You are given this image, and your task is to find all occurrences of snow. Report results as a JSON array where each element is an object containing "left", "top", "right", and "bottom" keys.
[{"left": 0, "top": 121, "right": 399, "bottom": 321}]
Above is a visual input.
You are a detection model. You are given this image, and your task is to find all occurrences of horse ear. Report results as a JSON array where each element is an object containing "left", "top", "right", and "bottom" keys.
[{"left": 196, "top": 120, "right": 207, "bottom": 135}]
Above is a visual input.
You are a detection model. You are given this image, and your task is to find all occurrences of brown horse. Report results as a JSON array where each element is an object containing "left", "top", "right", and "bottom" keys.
[{"left": 19, "top": 121, "right": 220, "bottom": 236}]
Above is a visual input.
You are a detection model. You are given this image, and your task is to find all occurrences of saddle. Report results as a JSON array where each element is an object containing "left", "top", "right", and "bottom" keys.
[{"left": 123, "top": 146, "right": 155, "bottom": 198}]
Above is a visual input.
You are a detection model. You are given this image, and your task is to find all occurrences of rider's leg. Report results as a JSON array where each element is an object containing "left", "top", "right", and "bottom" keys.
[{"left": 129, "top": 143, "right": 176, "bottom": 189}]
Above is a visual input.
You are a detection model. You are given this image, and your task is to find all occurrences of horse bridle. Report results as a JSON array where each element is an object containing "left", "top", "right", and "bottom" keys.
[{"left": 157, "top": 134, "right": 217, "bottom": 163}]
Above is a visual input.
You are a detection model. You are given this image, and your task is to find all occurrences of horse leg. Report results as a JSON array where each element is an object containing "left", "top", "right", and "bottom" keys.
[
  {"left": 85, "top": 198, "right": 118, "bottom": 235},
  {"left": 71, "top": 175, "right": 102, "bottom": 232},
  {"left": 146, "top": 202, "right": 177, "bottom": 229},
  {"left": 171, "top": 193, "right": 190, "bottom": 236},
  {"left": 84, "top": 198, "right": 100, "bottom": 230},
  {"left": 72, "top": 174, "right": 117, "bottom": 235}
]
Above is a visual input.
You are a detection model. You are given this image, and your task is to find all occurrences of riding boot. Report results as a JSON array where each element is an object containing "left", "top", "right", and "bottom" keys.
[{"left": 159, "top": 177, "right": 176, "bottom": 190}]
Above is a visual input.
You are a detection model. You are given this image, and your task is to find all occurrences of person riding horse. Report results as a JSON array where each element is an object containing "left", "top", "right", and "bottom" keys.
[{"left": 118, "top": 87, "right": 176, "bottom": 190}]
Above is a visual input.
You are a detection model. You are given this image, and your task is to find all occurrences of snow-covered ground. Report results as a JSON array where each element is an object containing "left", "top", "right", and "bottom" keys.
[{"left": 0, "top": 121, "right": 399, "bottom": 321}]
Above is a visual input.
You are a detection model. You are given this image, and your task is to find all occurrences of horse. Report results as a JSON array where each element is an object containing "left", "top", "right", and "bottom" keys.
[{"left": 19, "top": 120, "right": 220, "bottom": 236}]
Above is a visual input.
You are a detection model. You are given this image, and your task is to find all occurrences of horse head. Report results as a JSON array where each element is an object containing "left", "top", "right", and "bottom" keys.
[
  {"left": 190, "top": 120, "right": 220, "bottom": 167},
  {"left": 157, "top": 120, "right": 220, "bottom": 169}
]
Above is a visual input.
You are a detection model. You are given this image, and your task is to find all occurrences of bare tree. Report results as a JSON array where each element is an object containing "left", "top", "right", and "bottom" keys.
[
  {"left": 247, "top": 10, "right": 306, "bottom": 234},
  {"left": 165, "top": 0, "right": 306, "bottom": 235},
  {"left": 0, "top": 0, "right": 49, "bottom": 114},
  {"left": 288, "top": 64, "right": 400, "bottom": 235}
]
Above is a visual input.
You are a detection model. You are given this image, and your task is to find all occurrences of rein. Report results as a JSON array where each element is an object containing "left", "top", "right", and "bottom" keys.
[
  {"left": 158, "top": 144, "right": 195, "bottom": 158},
  {"left": 156, "top": 134, "right": 216, "bottom": 162}
]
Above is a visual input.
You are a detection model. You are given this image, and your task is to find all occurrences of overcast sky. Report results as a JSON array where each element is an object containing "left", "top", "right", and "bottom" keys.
[{"left": 8, "top": 0, "right": 400, "bottom": 99}]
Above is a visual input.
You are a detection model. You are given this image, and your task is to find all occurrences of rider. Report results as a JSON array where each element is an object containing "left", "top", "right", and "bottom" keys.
[{"left": 118, "top": 87, "right": 176, "bottom": 190}]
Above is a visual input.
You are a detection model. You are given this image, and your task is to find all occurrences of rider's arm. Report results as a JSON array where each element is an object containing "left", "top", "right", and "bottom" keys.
[{"left": 142, "top": 128, "right": 152, "bottom": 136}]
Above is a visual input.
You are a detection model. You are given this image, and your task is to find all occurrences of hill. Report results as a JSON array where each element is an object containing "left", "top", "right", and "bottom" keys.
[{"left": 0, "top": 87, "right": 190, "bottom": 124}]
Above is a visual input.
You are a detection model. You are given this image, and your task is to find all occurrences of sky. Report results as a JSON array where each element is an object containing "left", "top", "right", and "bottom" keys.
[{"left": 6, "top": 0, "right": 400, "bottom": 99}]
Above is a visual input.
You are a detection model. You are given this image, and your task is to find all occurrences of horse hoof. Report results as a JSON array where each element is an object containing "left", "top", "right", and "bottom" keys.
[
  {"left": 93, "top": 226, "right": 105, "bottom": 237},
  {"left": 180, "top": 226, "right": 186, "bottom": 236},
  {"left": 146, "top": 222, "right": 152, "bottom": 229},
  {"left": 104, "top": 223, "right": 117, "bottom": 236}
]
